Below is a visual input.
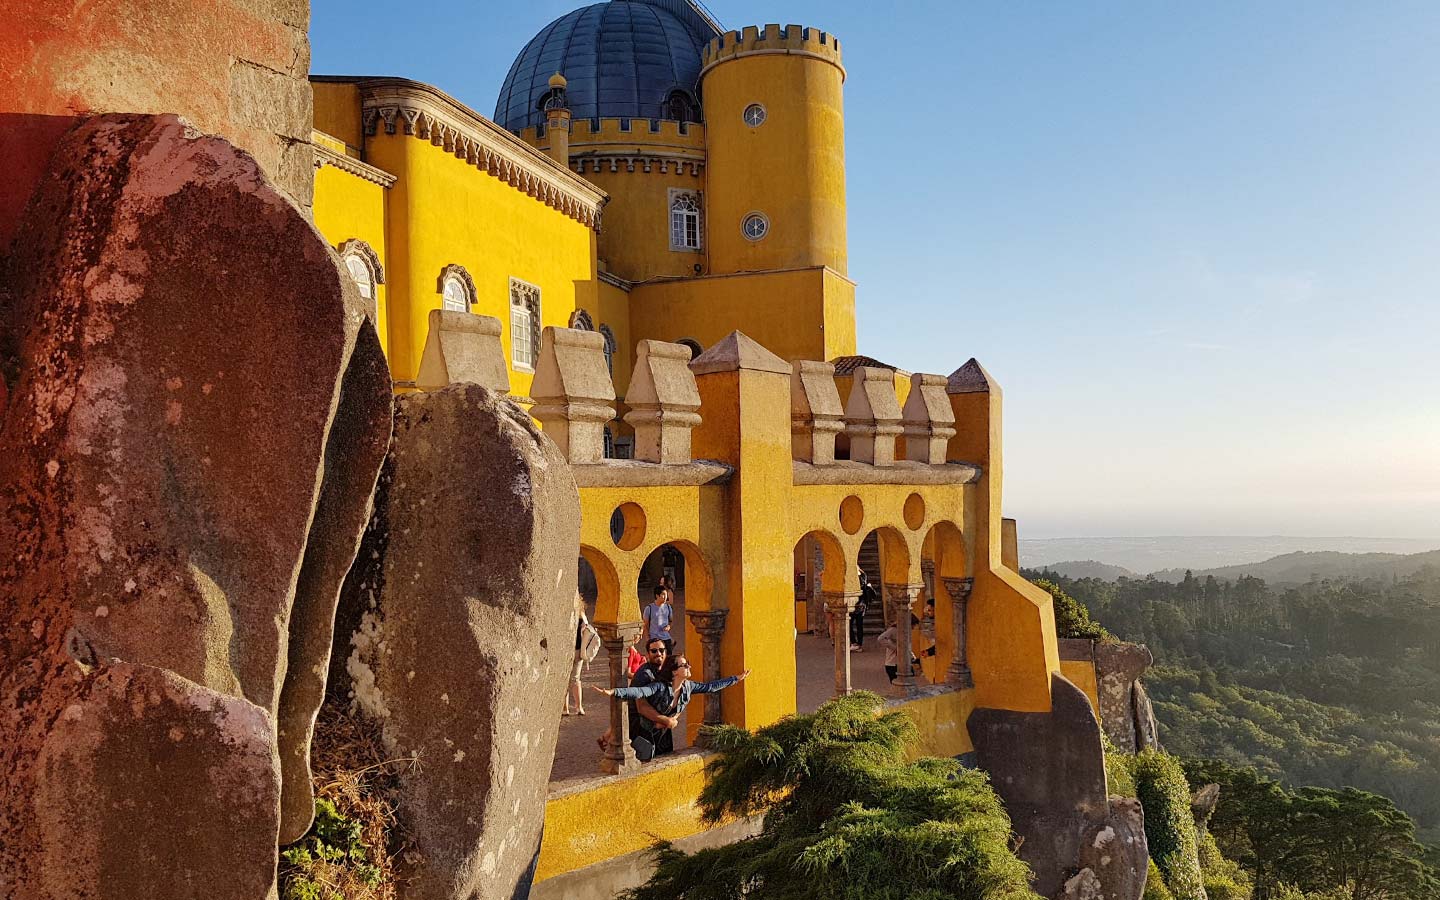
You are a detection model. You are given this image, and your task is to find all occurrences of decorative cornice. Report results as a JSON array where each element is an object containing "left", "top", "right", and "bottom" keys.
[
  {"left": 312, "top": 141, "right": 397, "bottom": 187},
  {"left": 353, "top": 77, "right": 608, "bottom": 229},
  {"left": 598, "top": 271, "right": 632, "bottom": 292},
  {"left": 572, "top": 156, "right": 704, "bottom": 178},
  {"left": 337, "top": 238, "right": 385, "bottom": 284}
]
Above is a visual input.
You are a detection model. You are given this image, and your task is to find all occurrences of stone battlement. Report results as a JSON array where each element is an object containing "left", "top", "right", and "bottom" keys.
[{"left": 701, "top": 24, "right": 844, "bottom": 77}]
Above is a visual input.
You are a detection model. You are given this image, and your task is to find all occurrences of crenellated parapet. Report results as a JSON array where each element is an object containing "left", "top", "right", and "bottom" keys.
[{"left": 701, "top": 23, "right": 845, "bottom": 80}]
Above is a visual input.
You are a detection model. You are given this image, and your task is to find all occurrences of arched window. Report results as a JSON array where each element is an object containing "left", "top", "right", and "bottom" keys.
[
  {"left": 676, "top": 338, "right": 703, "bottom": 360},
  {"left": 569, "top": 309, "right": 595, "bottom": 331},
  {"left": 510, "top": 277, "right": 541, "bottom": 370},
  {"left": 337, "top": 239, "right": 383, "bottom": 321},
  {"left": 669, "top": 189, "right": 702, "bottom": 251},
  {"left": 437, "top": 264, "right": 475, "bottom": 312},
  {"left": 664, "top": 89, "right": 698, "bottom": 123},
  {"left": 599, "top": 324, "right": 617, "bottom": 376}
]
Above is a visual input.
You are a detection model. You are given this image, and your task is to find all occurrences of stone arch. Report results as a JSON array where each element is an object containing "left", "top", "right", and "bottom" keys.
[
  {"left": 794, "top": 528, "right": 852, "bottom": 712},
  {"left": 580, "top": 544, "right": 622, "bottom": 626},
  {"left": 568, "top": 308, "right": 595, "bottom": 331},
  {"left": 920, "top": 520, "right": 968, "bottom": 684}
]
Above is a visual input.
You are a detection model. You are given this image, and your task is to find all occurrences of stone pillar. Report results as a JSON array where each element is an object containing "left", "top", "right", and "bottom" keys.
[
  {"left": 624, "top": 339, "right": 702, "bottom": 464},
  {"left": 943, "top": 577, "right": 975, "bottom": 688},
  {"left": 531, "top": 326, "right": 616, "bottom": 465},
  {"left": 822, "top": 592, "right": 860, "bottom": 696},
  {"left": 901, "top": 372, "right": 957, "bottom": 463},
  {"left": 791, "top": 360, "right": 845, "bottom": 464},
  {"left": 685, "top": 609, "right": 729, "bottom": 747},
  {"left": 843, "top": 366, "right": 903, "bottom": 466},
  {"left": 920, "top": 560, "right": 937, "bottom": 642},
  {"left": 597, "top": 621, "right": 644, "bottom": 775},
  {"left": 885, "top": 584, "right": 924, "bottom": 694}
]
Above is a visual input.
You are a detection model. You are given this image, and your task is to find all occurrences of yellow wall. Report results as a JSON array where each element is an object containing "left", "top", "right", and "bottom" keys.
[
  {"left": 362, "top": 130, "right": 600, "bottom": 394},
  {"left": 629, "top": 267, "right": 854, "bottom": 363},
  {"left": 525, "top": 118, "right": 707, "bottom": 282},
  {"left": 1059, "top": 660, "right": 1101, "bottom": 717},
  {"left": 536, "top": 754, "right": 714, "bottom": 883},
  {"left": 596, "top": 278, "right": 634, "bottom": 399},
  {"left": 311, "top": 142, "right": 391, "bottom": 352},
  {"left": 701, "top": 28, "right": 847, "bottom": 276},
  {"left": 312, "top": 81, "right": 364, "bottom": 150}
]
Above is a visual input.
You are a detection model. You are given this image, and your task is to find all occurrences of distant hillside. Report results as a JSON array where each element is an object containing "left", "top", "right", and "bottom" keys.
[
  {"left": 1151, "top": 547, "right": 1440, "bottom": 584},
  {"left": 1033, "top": 559, "right": 1139, "bottom": 581}
]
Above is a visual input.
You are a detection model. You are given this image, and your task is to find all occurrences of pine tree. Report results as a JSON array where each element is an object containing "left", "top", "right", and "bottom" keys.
[{"left": 621, "top": 692, "right": 1041, "bottom": 900}]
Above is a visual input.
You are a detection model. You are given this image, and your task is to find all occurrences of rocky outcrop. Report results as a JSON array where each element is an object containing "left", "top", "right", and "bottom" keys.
[
  {"left": 0, "top": 113, "right": 389, "bottom": 893},
  {"left": 25, "top": 662, "right": 282, "bottom": 898},
  {"left": 334, "top": 384, "right": 579, "bottom": 900},
  {"left": 969, "top": 674, "right": 1150, "bottom": 900},
  {"left": 1095, "top": 641, "right": 1154, "bottom": 752}
]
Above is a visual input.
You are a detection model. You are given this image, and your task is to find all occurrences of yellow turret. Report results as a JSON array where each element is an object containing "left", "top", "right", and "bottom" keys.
[
  {"left": 543, "top": 72, "right": 571, "bottom": 167},
  {"left": 700, "top": 24, "right": 848, "bottom": 275}
]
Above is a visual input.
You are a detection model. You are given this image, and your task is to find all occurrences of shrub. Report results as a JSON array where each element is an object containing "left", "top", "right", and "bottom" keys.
[
  {"left": 1143, "top": 858, "right": 1176, "bottom": 900},
  {"left": 1129, "top": 750, "right": 1206, "bottom": 900}
]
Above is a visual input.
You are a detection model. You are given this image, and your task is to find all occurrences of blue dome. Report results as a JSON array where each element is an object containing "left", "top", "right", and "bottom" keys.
[{"left": 495, "top": 1, "right": 717, "bottom": 132}]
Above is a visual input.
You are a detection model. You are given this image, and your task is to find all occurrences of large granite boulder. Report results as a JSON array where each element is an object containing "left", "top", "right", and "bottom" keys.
[
  {"left": 970, "top": 674, "right": 1149, "bottom": 900},
  {"left": 335, "top": 384, "right": 579, "bottom": 900},
  {"left": 1095, "top": 641, "right": 1153, "bottom": 752},
  {"left": 0, "top": 113, "right": 390, "bottom": 891}
]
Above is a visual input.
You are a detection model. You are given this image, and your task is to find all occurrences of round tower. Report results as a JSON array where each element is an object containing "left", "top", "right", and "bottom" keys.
[{"left": 700, "top": 24, "right": 848, "bottom": 276}]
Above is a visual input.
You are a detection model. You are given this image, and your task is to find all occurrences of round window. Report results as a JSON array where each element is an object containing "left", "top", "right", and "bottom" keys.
[
  {"left": 743, "top": 103, "right": 766, "bottom": 127},
  {"left": 742, "top": 212, "right": 770, "bottom": 241}
]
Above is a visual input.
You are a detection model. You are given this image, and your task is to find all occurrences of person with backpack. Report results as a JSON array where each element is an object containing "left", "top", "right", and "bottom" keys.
[{"left": 567, "top": 591, "right": 601, "bottom": 716}]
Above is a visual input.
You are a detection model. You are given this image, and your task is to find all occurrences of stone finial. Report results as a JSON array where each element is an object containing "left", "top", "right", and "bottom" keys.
[
  {"left": 901, "top": 372, "right": 956, "bottom": 464},
  {"left": 947, "top": 357, "right": 999, "bottom": 395},
  {"left": 415, "top": 309, "right": 510, "bottom": 392},
  {"left": 530, "top": 326, "right": 616, "bottom": 464},
  {"left": 623, "top": 340, "right": 702, "bottom": 464},
  {"left": 843, "top": 366, "right": 903, "bottom": 466},
  {"left": 689, "top": 330, "right": 790, "bottom": 376},
  {"left": 791, "top": 360, "right": 845, "bottom": 464}
]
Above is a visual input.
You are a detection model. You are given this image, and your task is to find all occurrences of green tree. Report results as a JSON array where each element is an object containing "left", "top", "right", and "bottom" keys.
[
  {"left": 622, "top": 692, "right": 1040, "bottom": 900},
  {"left": 1031, "top": 578, "right": 1111, "bottom": 641}
]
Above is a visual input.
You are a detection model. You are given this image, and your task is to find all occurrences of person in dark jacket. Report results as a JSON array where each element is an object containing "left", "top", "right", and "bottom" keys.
[{"left": 594, "top": 654, "right": 750, "bottom": 758}]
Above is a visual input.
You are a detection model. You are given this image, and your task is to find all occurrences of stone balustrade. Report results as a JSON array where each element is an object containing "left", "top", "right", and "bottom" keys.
[
  {"left": 791, "top": 360, "right": 845, "bottom": 465},
  {"left": 530, "top": 326, "right": 616, "bottom": 464},
  {"left": 623, "top": 340, "right": 702, "bottom": 464},
  {"left": 844, "top": 366, "right": 904, "bottom": 466},
  {"left": 415, "top": 309, "right": 511, "bottom": 392},
  {"left": 901, "top": 372, "right": 955, "bottom": 464}
]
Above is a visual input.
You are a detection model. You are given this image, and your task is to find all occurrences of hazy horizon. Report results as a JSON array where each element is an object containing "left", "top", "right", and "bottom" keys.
[
  {"left": 312, "top": 1, "right": 1440, "bottom": 538},
  {"left": 1020, "top": 533, "right": 1440, "bottom": 574}
]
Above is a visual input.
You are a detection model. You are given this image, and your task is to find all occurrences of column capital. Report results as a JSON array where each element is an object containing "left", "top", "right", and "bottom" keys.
[
  {"left": 596, "top": 620, "right": 643, "bottom": 646},
  {"left": 883, "top": 582, "right": 925, "bottom": 607},
  {"left": 821, "top": 590, "right": 860, "bottom": 614},
  {"left": 942, "top": 576, "right": 975, "bottom": 601},
  {"left": 685, "top": 608, "right": 729, "bottom": 638}
]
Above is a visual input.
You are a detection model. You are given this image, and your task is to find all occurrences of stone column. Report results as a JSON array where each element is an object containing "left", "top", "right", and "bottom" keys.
[
  {"left": 822, "top": 592, "right": 860, "bottom": 696},
  {"left": 685, "top": 608, "right": 729, "bottom": 747},
  {"left": 884, "top": 584, "right": 924, "bottom": 694},
  {"left": 597, "top": 621, "right": 644, "bottom": 775},
  {"left": 943, "top": 577, "right": 975, "bottom": 688},
  {"left": 920, "top": 560, "right": 938, "bottom": 643}
]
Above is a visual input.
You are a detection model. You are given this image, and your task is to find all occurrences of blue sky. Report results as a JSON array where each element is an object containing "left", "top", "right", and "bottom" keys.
[{"left": 312, "top": 1, "right": 1440, "bottom": 540}]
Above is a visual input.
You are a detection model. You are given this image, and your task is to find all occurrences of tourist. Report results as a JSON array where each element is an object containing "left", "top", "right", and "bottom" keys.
[
  {"left": 593, "top": 655, "right": 751, "bottom": 760},
  {"left": 642, "top": 582, "right": 675, "bottom": 655},
  {"left": 566, "top": 592, "right": 598, "bottom": 716},
  {"left": 597, "top": 636, "right": 674, "bottom": 752},
  {"left": 877, "top": 613, "right": 930, "bottom": 684},
  {"left": 852, "top": 569, "right": 877, "bottom": 652}
]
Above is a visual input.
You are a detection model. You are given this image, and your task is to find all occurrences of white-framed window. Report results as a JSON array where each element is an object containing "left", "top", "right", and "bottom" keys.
[
  {"left": 742, "top": 211, "right": 770, "bottom": 242},
  {"left": 438, "top": 264, "right": 475, "bottom": 312},
  {"left": 743, "top": 103, "right": 767, "bottom": 127},
  {"left": 669, "top": 189, "right": 703, "bottom": 252},
  {"left": 510, "top": 277, "right": 541, "bottom": 370},
  {"left": 337, "top": 239, "right": 383, "bottom": 322}
]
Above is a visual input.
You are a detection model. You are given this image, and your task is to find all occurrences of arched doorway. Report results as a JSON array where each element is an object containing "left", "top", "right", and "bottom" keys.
[
  {"left": 792, "top": 530, "right": 848, "bottom": 713},
  {"left": 857, "top": 525, "right": 915, "bottom": 693}
]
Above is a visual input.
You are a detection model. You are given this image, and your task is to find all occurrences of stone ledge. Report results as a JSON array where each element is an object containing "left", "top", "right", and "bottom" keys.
[
  {"left": 571, "top": 459, "right": 733, "bottom": 488},
  {"left": 792, "top": 459, "right": 981, "bottom": 486}
]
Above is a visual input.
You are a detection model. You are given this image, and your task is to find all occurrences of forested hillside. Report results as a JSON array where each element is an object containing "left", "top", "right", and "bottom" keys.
[{"left": 1027, "top": 566, "right": 1440, "bottom": 847}]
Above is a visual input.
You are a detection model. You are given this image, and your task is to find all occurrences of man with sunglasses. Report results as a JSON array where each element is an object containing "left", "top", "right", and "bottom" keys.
[
  {"left": 595, "top": 654, "right": 751, "bottom": 759},
  {"left": 597, "top": 635, "right": 678, "bottom": 754}
]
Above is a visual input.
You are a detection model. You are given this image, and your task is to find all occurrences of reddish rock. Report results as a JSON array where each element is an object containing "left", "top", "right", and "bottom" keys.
[{"left": 0, "top": 113, "right": 389, "bottom": 890}]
